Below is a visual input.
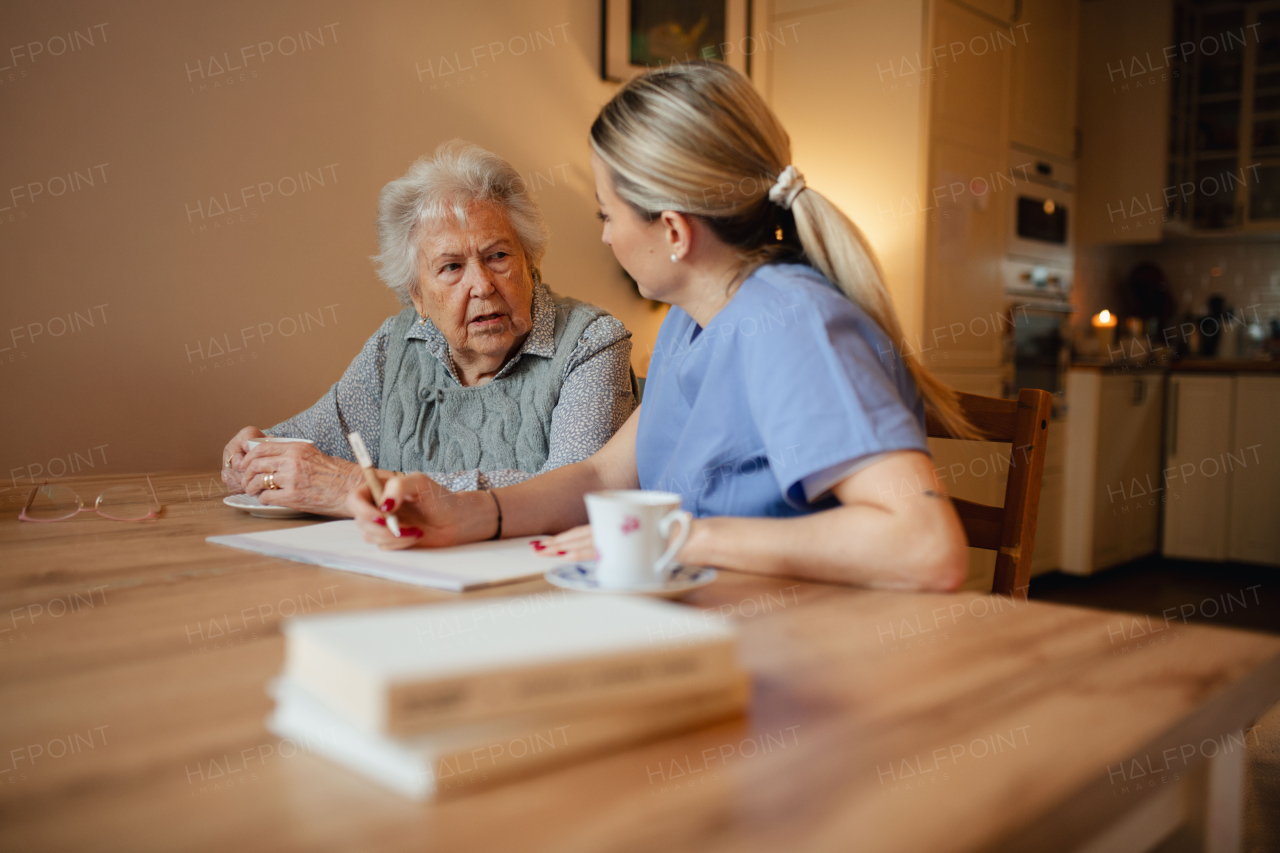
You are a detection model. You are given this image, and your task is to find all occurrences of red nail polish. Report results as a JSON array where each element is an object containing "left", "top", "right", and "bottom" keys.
[
  {"left": 556, "top": 550, "right": 566, "bottom": 556},
  {"left": 402, "top": 526, "right": 424, "bottom": 538},
  {"left": 374, "top": 517, "right": 386, "bottom": 527},
  {"left": 380, "top": 499, "right": 394, "bottom": 512},
  {"left": 533, "top": 542, "right": 546, "bottom": 551}
]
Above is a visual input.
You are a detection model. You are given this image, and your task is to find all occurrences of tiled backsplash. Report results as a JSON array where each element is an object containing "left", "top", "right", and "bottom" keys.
[{"left": 1074, "top": 239, "right": 1280, "bottom": 336}]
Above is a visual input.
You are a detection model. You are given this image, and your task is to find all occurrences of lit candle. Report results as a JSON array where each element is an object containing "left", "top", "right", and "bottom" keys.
[{"left": 1092, "top": 310, "right": 1118, "bottom": 352}]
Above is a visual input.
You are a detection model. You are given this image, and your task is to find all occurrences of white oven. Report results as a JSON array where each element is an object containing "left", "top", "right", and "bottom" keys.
[
  {"left": 1001, "top": 258, "right": 1074, "bottom": 419},
  {"left": 1007, "top": 145, "right": 1074, "bottom": 267}
]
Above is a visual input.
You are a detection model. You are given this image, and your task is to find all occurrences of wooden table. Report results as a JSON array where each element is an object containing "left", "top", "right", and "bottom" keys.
[{"left": 1, "top": 471, "right": 1277, "bottom": 853}]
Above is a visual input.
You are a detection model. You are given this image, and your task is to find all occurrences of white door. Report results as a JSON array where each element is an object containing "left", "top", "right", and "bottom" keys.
[
  {"left": 1163, "top": 376, "right": 1234, "bottom": 560},
  {"left": 1228, "top": 375, "right": 1280, "bottom": 565}
]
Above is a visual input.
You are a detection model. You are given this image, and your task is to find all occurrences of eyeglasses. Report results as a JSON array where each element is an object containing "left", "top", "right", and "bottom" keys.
[{"left": 19, "top": 477, "right": 163, "bottom": 523}]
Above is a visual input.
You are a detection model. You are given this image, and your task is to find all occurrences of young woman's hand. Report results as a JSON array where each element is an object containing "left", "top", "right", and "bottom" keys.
[
  {"left": 532, "top": 524, "right": 597, "bottom": 561},
  {"left": 346, "top": 473, "right": 457, "bottom": 549},
  {"left": 533, "top": 519, "right": 699, "bottom": 565}
]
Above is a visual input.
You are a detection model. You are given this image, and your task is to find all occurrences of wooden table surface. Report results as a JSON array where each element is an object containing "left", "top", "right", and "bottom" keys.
[{"left": 1, "top": 471, "right": 1277, "bottom": 853}]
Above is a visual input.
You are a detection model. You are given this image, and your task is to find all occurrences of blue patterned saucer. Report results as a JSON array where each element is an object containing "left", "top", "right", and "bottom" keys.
[{"left": 544, "top": 563, "right": 717, "bottom": 598}]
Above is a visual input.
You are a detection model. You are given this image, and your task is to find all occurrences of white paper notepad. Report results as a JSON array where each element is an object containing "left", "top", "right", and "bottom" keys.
[{"left": 208, "top": 520, "right": 548, "bottom": 592}]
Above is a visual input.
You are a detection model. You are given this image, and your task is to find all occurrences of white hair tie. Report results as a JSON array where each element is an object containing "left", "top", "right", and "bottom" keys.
[{"left": 768, "top": 165, "right": 806, "bottom": 210}]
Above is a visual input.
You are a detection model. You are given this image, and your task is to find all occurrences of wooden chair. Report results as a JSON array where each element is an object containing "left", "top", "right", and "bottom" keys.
[{"left": 925, "top": 388, "right": 1053, "bottom": 600}]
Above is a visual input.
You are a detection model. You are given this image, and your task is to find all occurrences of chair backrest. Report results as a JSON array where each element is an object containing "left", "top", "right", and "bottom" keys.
[{"left": 925, "top": 388, "right": 1053, "bottom": 599}]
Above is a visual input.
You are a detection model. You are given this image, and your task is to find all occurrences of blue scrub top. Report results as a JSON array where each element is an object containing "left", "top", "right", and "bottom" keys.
[{"left": 636, "top": 262, "right": 929, "bottom": 518}]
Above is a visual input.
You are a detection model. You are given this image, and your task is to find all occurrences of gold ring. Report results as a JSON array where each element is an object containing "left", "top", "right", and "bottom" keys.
[
  {"left": 264, "top": 472, "right": 277, "bottom": 490},
  {"left": 224, "top": 457, "right": 233, "bottom": 468}
]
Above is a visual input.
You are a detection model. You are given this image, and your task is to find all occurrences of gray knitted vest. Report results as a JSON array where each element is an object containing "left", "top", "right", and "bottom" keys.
[{"left": 379, "top": 293, "right": 606, "bottom": 474}]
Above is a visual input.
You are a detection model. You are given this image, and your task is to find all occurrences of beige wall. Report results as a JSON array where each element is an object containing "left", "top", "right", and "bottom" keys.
[
  {"left": 0, "top": 0, "right": 892, "bottom": 489},
  {"left": 1, "top": 0, "right": 676, "bottom": 486},
  {"left": 765, "top": 0, "right": 929, "bottom": 345}
]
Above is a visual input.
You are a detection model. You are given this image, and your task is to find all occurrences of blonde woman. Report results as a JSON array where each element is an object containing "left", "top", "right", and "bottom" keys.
[{"left": 348, "top": 62, "right": 974, "bottom": 591}]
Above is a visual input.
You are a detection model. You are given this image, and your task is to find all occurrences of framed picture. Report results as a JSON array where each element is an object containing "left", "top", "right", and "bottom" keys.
[{"left": 602, "top": 0, "right": 750, "bottom": 82}]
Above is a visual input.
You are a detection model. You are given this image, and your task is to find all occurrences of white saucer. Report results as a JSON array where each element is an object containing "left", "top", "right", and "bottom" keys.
[
  {"left": 544, "top": 563, "right": 717, "bottom": 599},
  {"left": 223, "top": 493, "right": 311, "bottom": 519}
]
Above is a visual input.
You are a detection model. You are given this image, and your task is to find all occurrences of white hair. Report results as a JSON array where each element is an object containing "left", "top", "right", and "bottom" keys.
[{"left": 373, "top": 140, "right": 549, "bottom": 305}]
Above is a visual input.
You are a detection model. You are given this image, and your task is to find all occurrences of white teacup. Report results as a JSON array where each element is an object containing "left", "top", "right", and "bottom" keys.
[
  {"left": 585, "top": 490, "right": 693, "bottom": 589},
  {"left": 246, "top": 436, "right": 315, "bottom": 451}
]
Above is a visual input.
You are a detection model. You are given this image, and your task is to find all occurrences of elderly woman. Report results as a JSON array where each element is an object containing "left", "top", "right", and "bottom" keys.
[{"left": 221, "top": 141, "right": 637, "bottom": 515}]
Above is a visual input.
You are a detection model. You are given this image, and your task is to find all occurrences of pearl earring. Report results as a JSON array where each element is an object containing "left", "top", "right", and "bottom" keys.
[{"left": 670, "top": 253, "right": 678, "bottom": 262}]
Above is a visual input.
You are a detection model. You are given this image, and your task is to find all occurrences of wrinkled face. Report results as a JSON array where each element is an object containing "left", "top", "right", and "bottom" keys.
[
  {"left": 412, "top": 202, "right": 535, "bottom": 361},
  {"left": 591, "top": 152, "right": 675, "bottom": 302}
]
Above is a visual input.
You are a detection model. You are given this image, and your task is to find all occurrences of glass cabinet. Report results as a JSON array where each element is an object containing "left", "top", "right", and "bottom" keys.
[{"left": 1167, "top": 1, "right": 1280, "bottom": 231}]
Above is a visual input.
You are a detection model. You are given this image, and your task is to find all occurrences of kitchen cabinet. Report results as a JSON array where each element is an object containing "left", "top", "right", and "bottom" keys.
[
  {"left": 1062, "top": 369, "right": 1165, "bottom": 575},
  {"left": 957, "top": 0, "right": 1016, "bottom": 24},
  {"left": 931, "top": 0, "right": 1011, "bottom": 154},
  {"left": 924, "top": 0, "right": 1010, "bottom": 372},
  {"left": 1228, "top": 373, "right": 1280, "bottom": 560},
  {"left": 1009, "top": 0, "right": 1079, "bottom": 159},
  {"left": 1075, "top": 0, "right": 1173, "bottom": 244},
  {"left": 1165, "top": 373, "right": 1280, "bottom": 564},
  {"left": 924, "top": 138, "right": 1007, "bottom": 370},
  {"left": 1166, "top": 4, "right": 1280, "bottom": 232},
  {"left": 1030, "top": 418, "right": 1066, "bottom": 574},
  {"left": 1163, "top": 375, "right": 1233, "bottom": 560},
  {"left": 1229, "top": 375, "right": 1280, "bottom": 563},
  {"left": 1078, "top": 0, "right": 1280, "bottom": 241}
]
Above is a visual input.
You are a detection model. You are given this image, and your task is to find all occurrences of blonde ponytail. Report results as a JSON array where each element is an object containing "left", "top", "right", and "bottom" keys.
[
  {"left": 790, "top": 190, "right": 980, "bottom": 439},
  {"left": 592, "top": 62, "right": 977, "bottom": 439}
]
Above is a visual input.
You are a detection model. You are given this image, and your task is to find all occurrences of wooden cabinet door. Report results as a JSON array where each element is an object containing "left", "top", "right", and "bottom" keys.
[
  {"left": 924, "top": 139, "right": 1006, "bottom": 370},
  {"left": 1089, "top": 374, "right": 1164, "bottom": 569},
  {"left": 931, "top": 0, "right": 1011, "bottom": 154},
  {"left": 1032, "top": 467, "right": 1064, "bottom": 574},
  {"left": 1009, "top": 0, "right": 1078, "bottom": 158},
  {"left": 1031, "top": 417, "right": 1067, "bottom": 574},
  {"left": 1119, "top": 374, "right": 1164, "bottom": 563},
  {"left": 962, "top": 0, "right": 1016, "bottom": 23},
  {"left": 1075, "top": 0, "right": 1172, "bottom": 244},
  {"left": 1091, "top": 375, "right": 1154, "bottom": 569},
  {"left": 1228, "top": 375, "right": 1280, "bottom": 565},
  {"left": 1163, "top": 376, "right": 1234, "bottom": 560},
  {"left": 1062, "top": 370, "right": 1099, "bottom": 574}
]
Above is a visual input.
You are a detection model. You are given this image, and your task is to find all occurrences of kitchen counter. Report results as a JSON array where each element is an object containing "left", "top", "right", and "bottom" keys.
[
  {"left": 1168, "top": 358, "right": 1280, "bottom": 372},
  {"left": 1070, "top": 354, "right": 1278, "bottom": 373}
]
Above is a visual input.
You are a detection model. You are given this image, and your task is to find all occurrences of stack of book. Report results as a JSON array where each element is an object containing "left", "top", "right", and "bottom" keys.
[{"left": 267, "top": 594, "right": 748, "bottom": 799}]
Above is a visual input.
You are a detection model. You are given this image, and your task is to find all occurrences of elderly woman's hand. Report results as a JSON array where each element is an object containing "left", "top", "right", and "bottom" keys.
[
  {"left": 346, "top": 473, "right": 459, "bottom": 549},
  {"left": 221, "top": 426, "right": 267, "bottom": 493},
  {"left": 239, "top": 442, "right": 364, "bottom": 516}
]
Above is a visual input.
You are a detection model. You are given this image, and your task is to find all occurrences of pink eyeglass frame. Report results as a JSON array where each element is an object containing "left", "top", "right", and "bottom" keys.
[{"left": 19, "top": 476, "right": 163, "bottom": 523}]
